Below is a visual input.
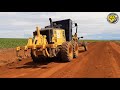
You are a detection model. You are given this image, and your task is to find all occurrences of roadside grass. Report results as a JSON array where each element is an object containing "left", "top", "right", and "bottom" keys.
[
  {"left": 0, "top": 38, "right": 27, "bottom": 49},
  {"left": 79, "top": 40, "right": 111, "bottom": 43}
]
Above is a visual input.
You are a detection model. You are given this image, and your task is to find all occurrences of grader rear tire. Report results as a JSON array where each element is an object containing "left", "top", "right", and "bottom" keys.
[
  {"left": 61, "top": 42, "right": 73, "bottom": 62},
  {"left": 73, "top": 42, "right": 78, "bottom": 58}
]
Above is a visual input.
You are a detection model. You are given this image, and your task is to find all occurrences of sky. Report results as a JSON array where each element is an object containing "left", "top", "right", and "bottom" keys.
[{"left": 0, "top": 12, "right": 120, "bottom": 40}]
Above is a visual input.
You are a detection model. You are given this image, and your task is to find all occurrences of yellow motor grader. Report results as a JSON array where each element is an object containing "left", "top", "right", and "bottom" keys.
[{"left": 16, "top": 18, "right": 87, "bottom": 62}]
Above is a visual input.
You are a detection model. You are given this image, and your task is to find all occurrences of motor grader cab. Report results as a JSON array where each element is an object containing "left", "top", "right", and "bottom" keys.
[{"left": 16, "top": 18, "right": 87, "bottom": 62}]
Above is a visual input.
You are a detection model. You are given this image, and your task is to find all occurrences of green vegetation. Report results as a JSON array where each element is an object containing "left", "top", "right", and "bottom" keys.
[
  {"left": 113, "top": 40, "right": 120, "bottom": 43},
  {"left": 79, "top": 40, "right": 111, "bottom": 42},
  {"left": 0, "top": 38, "right": 27, "bottom": 48}
]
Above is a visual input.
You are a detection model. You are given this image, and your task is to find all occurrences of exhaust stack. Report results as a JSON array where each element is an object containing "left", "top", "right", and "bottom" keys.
[{"left": 49, "top": 18, "right": 53, "bottom": 28}]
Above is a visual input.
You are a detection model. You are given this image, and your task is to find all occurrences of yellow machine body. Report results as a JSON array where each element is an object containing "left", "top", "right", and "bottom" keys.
[
  {"left": 16, "top": 26, "right": 66, "bottom": 59},
  {"left": 16, "top": 18, "right": 87, "bottom": 62}
]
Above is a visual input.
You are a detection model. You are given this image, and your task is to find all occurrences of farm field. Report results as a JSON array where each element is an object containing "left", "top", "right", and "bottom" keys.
[{"left": 0, "top": 38, "right": 27, "bottom": 49}]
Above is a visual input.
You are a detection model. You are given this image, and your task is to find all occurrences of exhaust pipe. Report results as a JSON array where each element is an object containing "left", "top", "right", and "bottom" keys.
[
  {"left": 75, "top": 23, "right": 78, "bottom": 33},
  {"left": 49, "top": 18, "right": 53, "bottom": 28}
]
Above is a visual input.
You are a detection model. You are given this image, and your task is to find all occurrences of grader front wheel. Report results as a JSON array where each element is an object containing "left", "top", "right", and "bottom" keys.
[
  {"left": 73, "top": 42, "right": 78, "bottom": 58},
  {"left": 82, "top": 42, "right": 88, "bottom": 51}
]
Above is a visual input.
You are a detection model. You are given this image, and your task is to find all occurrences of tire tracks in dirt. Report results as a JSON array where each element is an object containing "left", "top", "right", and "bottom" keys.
[{"left": 49, "top": 42, "right": 120, "bottom": 78}]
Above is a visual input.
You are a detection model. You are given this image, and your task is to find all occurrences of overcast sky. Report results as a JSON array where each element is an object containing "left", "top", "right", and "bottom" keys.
[{"left": 0, "top": 12, "right": 120, "bottom": 40}]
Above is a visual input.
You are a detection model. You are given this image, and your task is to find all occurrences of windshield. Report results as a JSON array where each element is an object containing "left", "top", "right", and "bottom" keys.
[{"left": 40, "top": 29, "right": 53, "bottom": 44}]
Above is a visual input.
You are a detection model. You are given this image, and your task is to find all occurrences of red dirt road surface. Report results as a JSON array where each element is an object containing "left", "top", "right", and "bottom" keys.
[{"left": 0, "top": 41, "right": 120, "bottom": 78}]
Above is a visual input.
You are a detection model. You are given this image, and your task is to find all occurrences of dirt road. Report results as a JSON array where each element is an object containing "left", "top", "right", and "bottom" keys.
[{"left": 0, "top": 42, "right": 120, "bottom": 78}]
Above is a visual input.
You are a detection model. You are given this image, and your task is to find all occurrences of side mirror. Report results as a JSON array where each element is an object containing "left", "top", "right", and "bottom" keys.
[
  {"left": 78, "top": 36, "right": 83, "bottom": 40},
  {"left": 80, "top": 36, "right": 83, "bottom": 38}
]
